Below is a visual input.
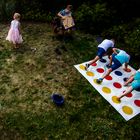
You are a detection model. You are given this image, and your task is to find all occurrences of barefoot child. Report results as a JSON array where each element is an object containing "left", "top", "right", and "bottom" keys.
[
  {"left": 117, "top": 68, "right": 140, "bottom": 100},
  {"left": 6, "top": 13, "right": 23, "bottom": 49},
  {"left": 85, "top": 39, "right": 115, "bottom": 70},
  {"left": 96, "top": 48, "right": 130, "bottom": 84}
]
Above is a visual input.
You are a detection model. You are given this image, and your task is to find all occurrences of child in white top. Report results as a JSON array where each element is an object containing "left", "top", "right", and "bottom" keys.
[
  {"left": 6, "top": 13, "right": 23, "bottom": 49},
  {"left": 85, "top": 39, "right": 115, "bottom": 70}
]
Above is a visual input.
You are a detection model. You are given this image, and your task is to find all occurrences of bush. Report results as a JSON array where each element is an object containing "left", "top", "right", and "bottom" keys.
[
  {"left": 75, "top": 3, "right": 112, "bottom": 33},
  {"left": 22, "top": 11, "right": 53, "bottom": 22},
  {"left": 101, "top": 18, "right": 140, "bottom": 64},
  {"left": 0, "top": 0, "right": 16, "bottom": 21},
  {"left": 124, "top": 24, "right": 140, "bottom": 58}
]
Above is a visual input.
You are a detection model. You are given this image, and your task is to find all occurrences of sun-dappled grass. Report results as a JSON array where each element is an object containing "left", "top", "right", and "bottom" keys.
[{"left": 0, "top": 23, "right": 140, "bottom": 140}]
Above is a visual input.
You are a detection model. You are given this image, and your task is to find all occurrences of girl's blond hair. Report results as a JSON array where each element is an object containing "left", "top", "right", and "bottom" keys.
[{"left": 13, "top": 13, "right": 21, "bottom": 20}]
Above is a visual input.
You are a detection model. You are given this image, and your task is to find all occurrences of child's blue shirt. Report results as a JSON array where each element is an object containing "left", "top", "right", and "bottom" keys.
[{"left": 115, "top": 50, "right": 130, "bottom": 64}]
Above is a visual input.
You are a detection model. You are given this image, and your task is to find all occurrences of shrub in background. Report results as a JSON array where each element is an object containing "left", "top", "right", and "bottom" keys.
[
  {"left": 0, "top": 0, "right": 16, "bottom": 21},
  {"left": 101, "top": 18, "right": 140, "bottom": 65},
  {"left": 75, "top": 3, "right": 112, "bottom": 33}
]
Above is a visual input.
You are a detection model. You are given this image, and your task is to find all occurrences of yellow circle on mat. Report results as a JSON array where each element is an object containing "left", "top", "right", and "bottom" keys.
[
  {"left": 86, "top": 71, "right": 94, "bottom": 76},
  {"left": 102, "top": 87, "right": 111, "bottom": 94},
  {"left": 122, "top": 106, "right": 133, "bottom": 115},
  {"left": 112, "top": 96, "right": 121, "bottom": 104},
  {"left": 93, "top": 79, "right": 101, "bottom": 85},
  {"left": 79, "top": 65, "right": 86, "bottom": 70}
]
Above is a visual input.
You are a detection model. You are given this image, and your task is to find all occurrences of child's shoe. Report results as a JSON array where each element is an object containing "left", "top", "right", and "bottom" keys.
[
  {"left": 85, "top": 63, "right": 90, "bottom": 71},
  {"left": 96, "top": 78, "right": 103, "bottom": 84},
  {"left": 116, "top": 97, "right": 121, "bottom": 102}
]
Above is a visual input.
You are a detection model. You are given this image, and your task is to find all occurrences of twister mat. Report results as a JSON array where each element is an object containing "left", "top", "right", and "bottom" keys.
[{"left": 74, "top": 56, "right": 140, "bottom": 121}]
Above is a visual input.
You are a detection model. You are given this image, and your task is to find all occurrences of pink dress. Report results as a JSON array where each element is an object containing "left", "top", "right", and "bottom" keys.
[{"left": 6, "top": 20, "right": 23, "bottom": 44}]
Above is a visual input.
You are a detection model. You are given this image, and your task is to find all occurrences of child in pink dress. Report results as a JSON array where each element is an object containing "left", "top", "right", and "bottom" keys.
[{"left": 6, "top": 13, "right": 23, "bottom": 49}]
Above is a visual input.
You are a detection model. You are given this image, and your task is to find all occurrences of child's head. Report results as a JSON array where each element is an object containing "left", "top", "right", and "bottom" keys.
[
  {"left": 111, "top": 38, "right": 115, "bottom": 43},
  {"left": 13, "top": 13, "right": 21, "bottom": 20},
  {"left": 106, "top": 47, "right": 113, "bottom": 56},
  {"left": 66, "top": 5, "right": 73, "bottom": 11}
]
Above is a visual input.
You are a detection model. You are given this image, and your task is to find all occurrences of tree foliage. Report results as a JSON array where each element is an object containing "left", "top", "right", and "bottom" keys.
[
  {"left": 0, "top": 0, "right": 16, "bottom": 20},
  {"left": 0, "top": 0, "right": 140, "bottom": 59},
  {"left": 75, "top": 3, "right": 112, "bottom": 33}
]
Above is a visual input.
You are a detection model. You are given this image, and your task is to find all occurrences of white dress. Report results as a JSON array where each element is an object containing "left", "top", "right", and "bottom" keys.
[{"left": 6, "top": 20, "right": 23, "bottom": 44}]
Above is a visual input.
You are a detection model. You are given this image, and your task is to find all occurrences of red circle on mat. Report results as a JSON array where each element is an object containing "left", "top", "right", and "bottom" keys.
[
  {"left": 134, "top": 100, "right": 140, "bottom": 107},
  {"left": 124, "top": 68, "right": 131, "bottom": 72},
  {"left": 97, "top": 68, "right": 104, "bottom": 73},
  {"left": 123, "top": 91, "right": 133, "bottom": 98},
  {"left": 113, "top": 82, "right": 122, "bottom": 88},
  {"left": 126, "top": 93, "right": 133, "bottom": 97},
  {"left": 91, "top": 63, "right": 97, "bottom": 66},
  {"left": 105, "top": 75, "right": 112, "bottom": 80}
]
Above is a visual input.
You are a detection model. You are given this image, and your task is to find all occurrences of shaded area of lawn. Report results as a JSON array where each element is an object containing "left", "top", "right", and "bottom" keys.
[{"left": 0, "top": 23, "right": 140, "bottom": 140}]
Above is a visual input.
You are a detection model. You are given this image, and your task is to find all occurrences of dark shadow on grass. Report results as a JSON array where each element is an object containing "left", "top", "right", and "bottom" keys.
[
  {"left": 54, "top": 44, "right": 68, "bottom": 55},
  {"left": 12, "top": 44, "right": 37, "bottom": 54}
]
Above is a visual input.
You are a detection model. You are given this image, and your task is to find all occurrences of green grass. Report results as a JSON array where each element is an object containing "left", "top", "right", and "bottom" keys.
[{"left": 0, "top": 23, "right": 140, "bottom": 140}]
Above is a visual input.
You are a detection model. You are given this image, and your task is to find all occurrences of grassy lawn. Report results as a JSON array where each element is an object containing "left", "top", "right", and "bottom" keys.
[{"left": 0, "top": 22, "right": 140, "bottom": 140}]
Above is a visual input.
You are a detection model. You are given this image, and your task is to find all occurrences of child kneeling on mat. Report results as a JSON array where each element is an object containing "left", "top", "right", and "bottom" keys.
[
  {"left": 85, "top": 39, "right": 115, "bottom": 70},
  {"left": 96, "top": 48, "right": 130, "bottom": 84},
  {"left": 117, "top": 68, "right": 140, "bottom": 101}
]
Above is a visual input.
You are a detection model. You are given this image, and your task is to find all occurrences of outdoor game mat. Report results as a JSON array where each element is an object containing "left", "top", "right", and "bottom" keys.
[{"left": 74, "top": 56, "right": 140, "bottom": 121}]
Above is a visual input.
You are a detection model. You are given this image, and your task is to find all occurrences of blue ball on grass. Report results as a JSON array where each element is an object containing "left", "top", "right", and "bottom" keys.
[{"left": 51, "top": 93, "right": 64, "bottom": 106}]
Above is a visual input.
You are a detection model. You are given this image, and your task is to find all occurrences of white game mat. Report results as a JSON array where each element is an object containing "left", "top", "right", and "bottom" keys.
[{"left": 74, "top": 56, "right": 140, "bottom": 121}]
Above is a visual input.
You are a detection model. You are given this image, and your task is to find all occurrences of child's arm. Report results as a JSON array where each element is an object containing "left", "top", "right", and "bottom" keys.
[
  {"left": 124, "top": 63, "right": 128, "bottom": 71},
  {"left": 123, "top": 54, "right": 130, "bottom": 71},
  {"left": 124, "top": 74, "right": 134, "bottom": 86},
  {"left": 123, "top": 70, "right": 136, "bottom": 86},
  {"left": 112, "top": 48, "right": 119, "bottom": 54},
  {"left": 57, "top": 12, "right": 66, "bottom": 19},
  {"left": 118, "top": 86, "right": 133, "bottom": 100}
]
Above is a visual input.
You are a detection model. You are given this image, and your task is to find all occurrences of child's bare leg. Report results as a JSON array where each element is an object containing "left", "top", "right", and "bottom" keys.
[
  {"left": 118, "top": 86, "right": 133, "bottom": 100},
  {"left": 89, "top": 56, "right": 100, "bottom": 65},
  {"left": 108, "top": 55, "right": 113, "bottom": 66},
  {"left": 16, "top": 43, "right": 20, "bottom": 48},
  {"left": 101, "top": 68, "right": 112, "bottom": 79},
  {"left": 12, "top": 43, "right": 16, "bottom": 49},
  {"left": 15, "top": 44, "right": 17, "bottom": 48},
  {"left": 124, "top": 76, "right": 134, "bottom": 86},
  {"left": 96, "top": 68, "right": 112, "bottom": 84}
]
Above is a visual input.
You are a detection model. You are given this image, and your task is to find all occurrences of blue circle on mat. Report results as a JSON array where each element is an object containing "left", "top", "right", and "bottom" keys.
[
  {"left": 99, "top": 58, "right": 107, "bottom": 63},
  {"left": 114, "top": 71, "right": 123, "bottom": 76},
  {"left": 123, "top": 77, "right": 128, "bottom": 82}
]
